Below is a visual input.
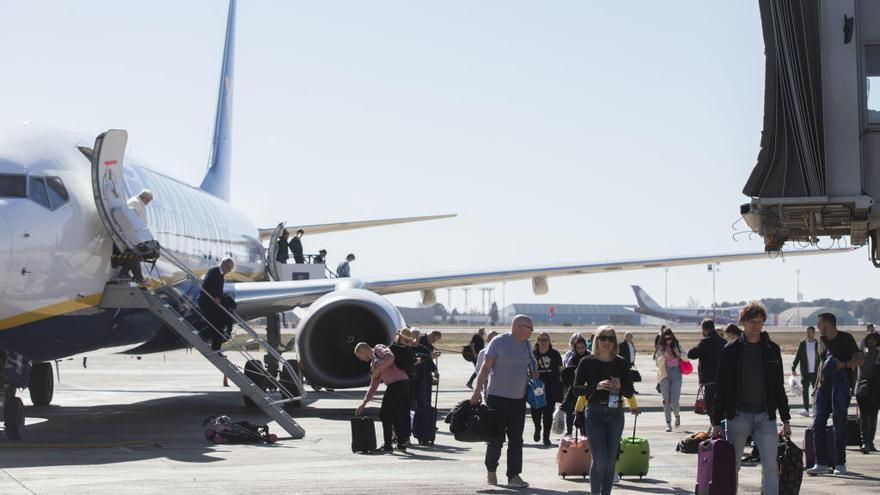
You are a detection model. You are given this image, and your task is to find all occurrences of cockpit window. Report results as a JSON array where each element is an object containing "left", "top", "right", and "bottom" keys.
[
  {"left": 45, "top": 177, "right": 69, "bottom": 209},
  {"left": 28, "top": 176, "right": 50, "bottom": 209},
  {"left": 0, "top": 174, "right": 26, "bottom": 197}
]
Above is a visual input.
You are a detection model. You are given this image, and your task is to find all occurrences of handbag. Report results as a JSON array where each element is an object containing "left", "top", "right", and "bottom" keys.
[
  {"left": 679, "top": 359, "right": 693, "bottom": 375},
  {"left": 461, "top": 345, "right": 475, "bottom": 362},
  {"left": 527, "top": 378, "right": 547, "bottom": 409},
  {"left": 694, "top": 385, "right": 707, "bottom": 415},
  {"left": 551, "top": 406, "right": 565, "bottom": 435},
  {"left": 631, "top": 369, "right": 642, "bottom": 383},
  {"left": 789, "top": 375, "right": 802, "bottom": 395}
]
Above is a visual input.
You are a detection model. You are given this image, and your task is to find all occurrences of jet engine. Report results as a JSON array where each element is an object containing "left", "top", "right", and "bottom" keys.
[{"left": 296, "top": 289, "right": 405, "bottom": 389}]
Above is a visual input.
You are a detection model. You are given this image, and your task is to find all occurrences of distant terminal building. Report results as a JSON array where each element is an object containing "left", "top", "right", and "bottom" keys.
[
  {"left": 502, "top": 303, "right": 640, "bottom": 325},
  {"left": 776, "top": 306, "right": 855, "bottom": 327}
]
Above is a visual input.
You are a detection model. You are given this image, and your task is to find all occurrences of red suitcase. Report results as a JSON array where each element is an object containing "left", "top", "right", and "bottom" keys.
[
  {"left": 695, "top": 436, "right": 735, "bottom": 495},
  {"left": 557, "top": 433, "right": 591, "bottom": 479}
]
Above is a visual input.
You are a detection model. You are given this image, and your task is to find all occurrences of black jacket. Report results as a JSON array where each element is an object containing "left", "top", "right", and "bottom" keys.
[
  {"left": 711, "top": 332, "right": 791, "bottom": 425},
  {"left": 687, "top": 331, "right": 725, "bottom": 385},
  {"left": 199, "top": 266, "right": 225, "bottom": 305},
  {"left": 289, "top": 237, "right": 304, "bottom": 258},
  {"left": 792, "top": 339, "right": 819, "bottom": 375},
  {"left": 276, "top": 237, "right": 289, "bottom": 262},
  {"left": 619, "top": 340, "right": 635, "bottom": 365}
]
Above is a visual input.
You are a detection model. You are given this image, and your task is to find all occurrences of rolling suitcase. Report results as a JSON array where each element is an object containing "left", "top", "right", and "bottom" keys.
[
  {"left": 846, "top": 415, "right": 862, "bottom": 446},
  {"left": 695, "top": 435, "right": 735, "bottom": 495},
  {"left": 803, "top": 425, "right": 835, "bottom": 468},
  {"left": 777, "top": 436, "right": 804, "bottom": 495},
  {"left": 413, "top": 363, "right": 439, "bottom": 445},
  {"left": 616, "top": 414, "right": 650, "bottom": 479},
  {"left": 351, "top": 416, "right": 377, "bottom": 453},
  {"left": 557, "top": 430, "right": 591, "bottom": 479}
]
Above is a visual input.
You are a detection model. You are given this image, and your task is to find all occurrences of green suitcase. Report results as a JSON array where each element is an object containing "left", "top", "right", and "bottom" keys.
[{"left": 616, "top": 415, "right": 650, "bottom": 479}]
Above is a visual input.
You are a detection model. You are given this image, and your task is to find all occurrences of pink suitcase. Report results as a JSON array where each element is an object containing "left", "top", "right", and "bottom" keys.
[
  {"left": 557, "top": 433, "right": 591, "bottom": 479},
  {"left": 695, "top": 437, "right": 735, "bottom": 495}
]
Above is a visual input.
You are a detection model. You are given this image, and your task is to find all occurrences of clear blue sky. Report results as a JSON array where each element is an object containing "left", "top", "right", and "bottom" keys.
[{"left": 0, "top": 1, "right": 873, "bottom": 313}]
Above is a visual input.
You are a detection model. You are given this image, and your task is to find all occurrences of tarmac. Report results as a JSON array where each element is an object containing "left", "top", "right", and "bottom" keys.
[{"left": 1, "top": 349, "right": 878, "bottom": 494}]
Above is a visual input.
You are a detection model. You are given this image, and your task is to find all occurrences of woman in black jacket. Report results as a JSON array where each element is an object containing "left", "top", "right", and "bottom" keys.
[
  {"left": 560, "top": 336, "right": 588, "bottom": 436},
  {"left": 531, "top": 332, "right": 563, "bottom": 446},
  {"left": 857, "top": 332, "right": 880, "bottom": 453}
]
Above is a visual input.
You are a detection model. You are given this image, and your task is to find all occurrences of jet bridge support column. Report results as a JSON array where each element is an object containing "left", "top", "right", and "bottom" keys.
[{"left": 264, "top": 314, "right": 281, "bottom": 378}]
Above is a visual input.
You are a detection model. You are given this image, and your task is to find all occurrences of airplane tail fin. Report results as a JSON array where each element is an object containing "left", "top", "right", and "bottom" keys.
[
  {"left": 631, "top": 285, "right": 663, "bottom": 310},
  {"left": 199, "top": 0, "right": 236, "bottom": 202}
]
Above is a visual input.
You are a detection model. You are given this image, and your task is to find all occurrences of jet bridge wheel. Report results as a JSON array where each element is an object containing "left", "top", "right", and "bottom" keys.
[
  {"left": 28, "top": 362, "right": 54, "bottom": 406},
  {"left": 3, "top": 396, "right": 25, "bottom": 440}
]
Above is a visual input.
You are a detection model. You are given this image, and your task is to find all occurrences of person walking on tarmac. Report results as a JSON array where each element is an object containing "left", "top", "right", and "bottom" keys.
[
  {"left": 687, "top": 319, "right": 725, "bottom": 426},
  {"left": 199, "top": 257, "right": 236, "bottom": 352},
  {"left": 470, "top": 315, "right": 538, "bottom": 489},
  {"left": 531, "top": 332, "right": 563, "bottom": 447},
  {"left": 289, "top": 229, "right": 305, "bottom": 264},
  {"left": 354, "top": 341, "right": 410, "bottom": 453},
  {"left": 791, "top": 326, "right": 820, "bottom": 416}
]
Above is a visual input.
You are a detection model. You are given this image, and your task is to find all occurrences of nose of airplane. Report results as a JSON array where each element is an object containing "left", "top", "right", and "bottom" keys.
[{"left": 0, "top": 212, "right": 10, "bottom": 290}]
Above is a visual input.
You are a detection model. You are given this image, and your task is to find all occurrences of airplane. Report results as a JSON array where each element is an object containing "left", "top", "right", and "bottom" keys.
[
  {"left": 0, "top": 0, "right": 846, "bottom": 439},
  {"left": 630, "top": 285, "right": 740, "bottom": 326}
]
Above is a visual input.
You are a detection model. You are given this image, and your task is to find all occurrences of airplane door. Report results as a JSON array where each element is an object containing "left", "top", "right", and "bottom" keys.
[
  {"left": 265, "top": 222, "right": 285, "bottom": 281},
  {"left": 89, "top": 130, "right": 159, "bottom": 257}
]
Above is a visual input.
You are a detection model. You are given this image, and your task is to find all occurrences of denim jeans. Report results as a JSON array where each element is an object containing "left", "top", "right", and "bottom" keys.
[
  {"left": 813, "top": 367, "right": 851, "bottom": 466},
  {"left": 727, "top": 411, "right": 779, "bottom": 495},
  {"left": 485, "top": 395, "right": 526, "bottom": 480},
  {"left": 584, "top": 405, "right": 624, "bottom": 495},
  {"left": 659, "top": 366, "right": 682, "bottom": 425}
]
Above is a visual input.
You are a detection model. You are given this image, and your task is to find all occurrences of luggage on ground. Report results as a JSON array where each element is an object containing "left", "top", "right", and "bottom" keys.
[
  {"left": 351, "top": 416, "right": 377, "bottom": 453},
  {"left": 846, "top": 414, "right": 862, "bottom": 446},
  {"left": 694, "top": 385, "right": 707, "bottom": 415},
  {"left": 557, "top": 431, "right": 591, "bottom": 479},
  {"left": 777, "top": 436, "right": 804, "bottom": 495},
  {"left": 445, "top": 400, "right": 496, "bottom": 442},
  {"left": 803, "top": 425, "right": 835, "bottom": 467},
  {"left": 676, "top": 431, "right": 710, "bottom": 454},
  {"left": 413, "top": 367, "right": 440, "bottom": 445},
  {"left": 203, "top": 415, "right": 277, "bottom": 444},
  {"left": 695, "top": 435, "right": 735, "bottom": 495},
  {"left": 616, "top": 414, "right": 650, "bottom": 479}
]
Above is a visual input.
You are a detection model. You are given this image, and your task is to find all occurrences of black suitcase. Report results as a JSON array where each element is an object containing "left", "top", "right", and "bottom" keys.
[
  {"left": 351, "top": 417, "right": 377, "bottom": 453},
  {"left": 846, "top": 415, "right": 862, "bottom": 446},
  {"left": 413, "top": 361, "right": 439, "bottom": 445}
]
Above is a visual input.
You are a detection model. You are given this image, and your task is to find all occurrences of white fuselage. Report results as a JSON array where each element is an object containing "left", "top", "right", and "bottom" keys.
[{"left": 0, "top": 124, "right": 264, "bottom": 361}]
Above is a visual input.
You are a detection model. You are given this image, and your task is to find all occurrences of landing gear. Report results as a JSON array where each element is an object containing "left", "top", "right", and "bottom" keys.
[
  {"left": 243, "top": 359, "right": 269, "bottom": 408},
  {"left": 29, "top": 362, "right": 54, "bottom": 406},
  {"left": 279, "top": 359, "right": 303, "bottom": 408}
]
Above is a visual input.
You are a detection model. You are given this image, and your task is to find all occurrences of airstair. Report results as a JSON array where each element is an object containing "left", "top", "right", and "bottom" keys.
[{"left": 90, "top": 129, "right": 306, "bottom": 439}]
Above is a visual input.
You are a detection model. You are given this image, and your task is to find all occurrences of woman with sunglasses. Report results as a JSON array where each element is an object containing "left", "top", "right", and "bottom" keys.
[
  {"left": 530, "top": 332, "right": 564, "bottom": 446},
  {"left": 654, "top": 328, "right": 684, "bottom": 431},
  {"left": 573, "top": 326, "right": 634, "bottom": 495}
]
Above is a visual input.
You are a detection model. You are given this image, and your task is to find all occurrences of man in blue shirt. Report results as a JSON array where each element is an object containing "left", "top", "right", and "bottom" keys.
[
  {"left": 470, "top": 314, "right": 538, "bottom": 489},
  {"left": 336, "top": 253, "right": 355, "bottom": 277}
]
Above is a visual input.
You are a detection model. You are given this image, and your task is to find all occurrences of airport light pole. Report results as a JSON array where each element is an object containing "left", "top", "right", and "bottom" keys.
[
  {"left": 665, "top": 268, "right": 669, "bottom": 307},
  {"left": 708, "top": 263, "right": 720, "bottom": 318},
  {"left": 463, "top": 287, "right": 470, "bottom": 314},
  {"left": 796, "top": 269, "right": 801, "bottom": 326}
]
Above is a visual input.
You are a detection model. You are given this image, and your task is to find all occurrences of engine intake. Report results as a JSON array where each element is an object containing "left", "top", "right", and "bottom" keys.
[{"left": 296, "top": 289, "right": 404, "bottom": 389}]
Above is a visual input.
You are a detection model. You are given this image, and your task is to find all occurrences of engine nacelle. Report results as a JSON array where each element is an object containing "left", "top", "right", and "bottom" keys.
[{"left": 296, "top": 289, "right": 405, "bottom": 389}]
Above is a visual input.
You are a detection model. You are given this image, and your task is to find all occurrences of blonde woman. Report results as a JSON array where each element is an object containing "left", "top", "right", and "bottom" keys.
[{"left": 573, "top": 326, "right": 634, "bottom": 495}]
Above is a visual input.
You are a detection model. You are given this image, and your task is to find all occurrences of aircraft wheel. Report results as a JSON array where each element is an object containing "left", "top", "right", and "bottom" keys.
[
  {"left": 279, "top": 359, "right": 303, "bottom": 407},
  {"left": 29, "top": 362, "right": 54, "bottom": 406},
  {"left": 4, "top": 397, "right": 25, "bottom": 440}
]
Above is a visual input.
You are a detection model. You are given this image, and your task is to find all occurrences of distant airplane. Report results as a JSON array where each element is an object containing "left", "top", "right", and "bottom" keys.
[
  {"left": 630, "top": 286, "right": 740, "bottom": 326},
  {"left": 0, "top": 0, "right": 845, "bottom": 438}
]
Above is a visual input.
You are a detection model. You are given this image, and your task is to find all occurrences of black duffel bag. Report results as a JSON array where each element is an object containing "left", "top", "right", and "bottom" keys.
[{"left": 445, "top": 400, "right": 497, "bottom": 442}]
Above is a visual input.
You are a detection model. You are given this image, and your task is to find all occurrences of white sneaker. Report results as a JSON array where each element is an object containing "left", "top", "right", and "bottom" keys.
[
  {"left": 613, "top": 473, "right": 620, "bottom": 484},
  {"left": 799, "top": 410, "right": 810, "bottom": 417},
  {"left": 507, "top": 475, "right": 529, "bottom": 489},
  {"left": 806, "top": 464, "right": 832, "bottom": 476},
  {"left": 833, "top": 464, "right": 847, "bottom": 475}
]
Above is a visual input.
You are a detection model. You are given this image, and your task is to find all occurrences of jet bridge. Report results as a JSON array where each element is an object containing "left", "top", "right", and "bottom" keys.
[
  {"left": 739, "top": 0, "right": 880, "bottom": 263},
  {"left": 90, "top": 130, "right": 306, "bottom": 439}
]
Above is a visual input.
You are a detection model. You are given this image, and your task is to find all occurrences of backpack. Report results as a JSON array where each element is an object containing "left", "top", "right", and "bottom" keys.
[
  {"left": 203, "top": 415, "right": 277, "bottom": 444},
  {"left": 676, "top": 431, "right": 709, "bottom": 453},
  {"left": 445, "top": 400, "right": 497, "bottom": 442},
  {"left": 389, "top": 344, "right": 416, "bottom": 377}
]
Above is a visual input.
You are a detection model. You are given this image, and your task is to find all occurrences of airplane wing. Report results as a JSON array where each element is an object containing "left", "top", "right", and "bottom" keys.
[
  {"left": 257, "top": 214, "right": 456, "bottom": 240},
  {"left": 229, "top": 248, "right": 851, "bottom": 319}
]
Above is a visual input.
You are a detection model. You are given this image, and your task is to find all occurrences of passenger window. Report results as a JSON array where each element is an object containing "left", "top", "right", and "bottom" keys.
[
  {"left": 28, "top": 176, "right": 50, "bottom": 209},
  {"left": 0, "top": 174, "right": 26, "bottom": 197},
  {"left": 868, "top": 45, "right": 880, "bottom": 125},
  {"left": 45, "top": 177, "right": 69, "bottom": 209}
]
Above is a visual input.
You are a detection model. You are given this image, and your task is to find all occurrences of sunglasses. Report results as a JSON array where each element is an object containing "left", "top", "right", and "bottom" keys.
[{"left": 597, "top": 335, "right": 615, "bottom": 342}]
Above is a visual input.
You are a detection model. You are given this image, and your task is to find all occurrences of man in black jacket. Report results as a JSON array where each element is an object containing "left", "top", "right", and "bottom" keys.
[
  {"left": 275, "top": 230, "right": 290, "bottom": 264},
  {"left": 288, "top": 229, "right": 305, "bottom": 264},
  {"left": 198, "top": 257, "right": 236, "bottom": 352},
  {"left": 711, "top": 302, "right": 790, "bottom": 495},
  {"left": 688, "top": 319, "right": 725, "bottom": 426},
  {"left": 791, "top": 326, "right": 819, "bottom": 416}
]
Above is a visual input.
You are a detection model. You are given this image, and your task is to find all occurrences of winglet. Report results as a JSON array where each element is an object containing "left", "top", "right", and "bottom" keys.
[
  {"left": 259, "top": 214, "right": 457, "bottom": 240},
  {"left": 199, "top": 0, "right": 236, "bottom": 201}
]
